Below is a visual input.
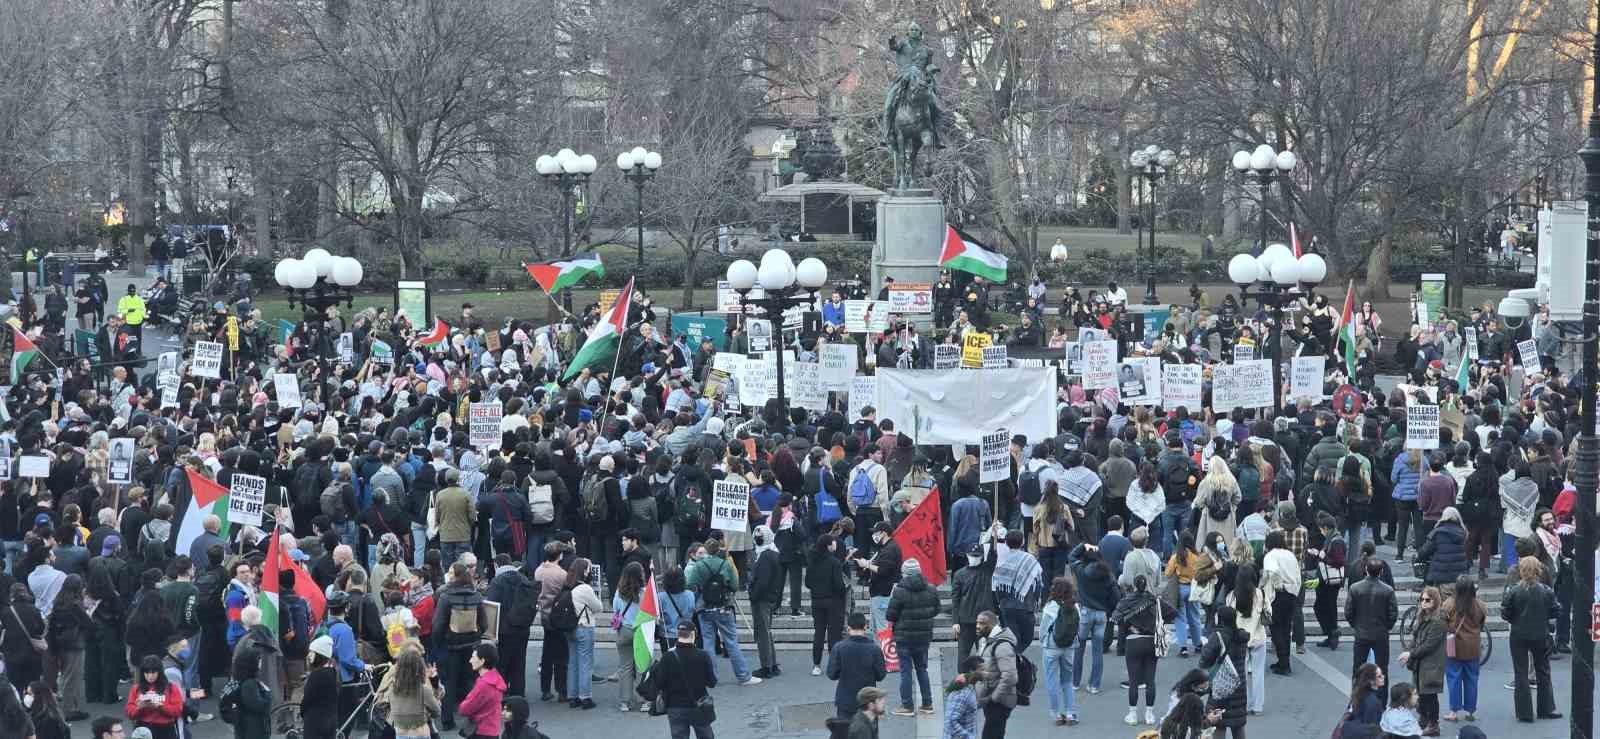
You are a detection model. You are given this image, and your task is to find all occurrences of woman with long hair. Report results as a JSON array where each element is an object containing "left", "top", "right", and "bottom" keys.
[
  {"left": 123, "top": 568, "right": 174, "bottom": 676},
  {"left": 1349, "top": 663, "right": 1387, "bottom": 727},
  {"left": 0, "top": 676, "right": 34, "bottom": 739},
  {"left": 1440, "top": 575, "right": 1486, "bottom": 722},
  {"left": 1228, "top": 564, "right": 1269, "bottom": 715},
  {"left": 1399, "top": 585, "right": 1447, "bottom": 735},
  {"left": 1164, "top": 531, "right": 1204, "bottom": 657},
  {"left": 1126, "top": 462, "right": 1165, "bottom": 546},
  {"left": 1160, "top": 669, "right": 1215, "bottom": 739},
  {"left": 1261, "top": 530, "right": 1303, "bottom": 675},
  {"left": 1031, "top": 481, "right": 1071, "bottom": 581},
  {"left": 565, "top": 557, "right": 603, "bottom": 710},
  {"left": 46, "top": 573, "right": 90, "bottom": 720},
  {"left": 124, "top": 654, "right": 184, "bottom": 739},
  {"left": 805, "top": 534, "right": 848, "bottom": 674},
  {"left": 1337, "top": 455, "right": 1372, "bottom": 551},
  {"left": 1203, "top": 605, "right": 1250, "bottom": 738},
  {"left": 1194, "top": 456, "right": 1242, "bottom": 550},
  {"left": 612, "top": 561, "right": 646, "bottom": 712},
  {"left": 1111, "top": 574, "right": 1161, "bottom": 726},
  {"left": 24, "top": 681, "right": 68, "bottom": 739},
  {"left": 1391, "top": 449, "right": 1427, "bottom": 559},
  {"left": 769, "top": 492, "right": 807, "bottom": 616},
  {"left": 231, "top": 648, "right": 273, "bottom": 739},
  {"left": 1040, "top": 576, "right": 1080, "bottom": 725},
  {"left": 377, "top": 646, "right": 442, "bottom": 739},
  {"left": 1504, "top": 557, "right": 1559, "bottom": 722}
]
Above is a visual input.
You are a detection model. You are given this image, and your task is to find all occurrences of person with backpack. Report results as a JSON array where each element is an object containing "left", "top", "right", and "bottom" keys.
[
  {"left": 532, "top": 542, "right": 571, "bottom": 702},
  {"left": 486, "top": 553, "right": 538, "bottom": 699},
  {"left": 556, "top": 556, "right": 603, "bottom": 710},
  {"left": 1156, "top": 431, "right": 1198, "bottom": 559},
  {"left": 479, "top": 471, "right": 532, "bottom": 564},
  {"left": 434, "top": 469, "right": 476, "bottom": 571},
  {"left": 580, "top": 455, "right": 626, "bottom": 589},
  {"left": 430, "top": 561, "right": 486, "bottom": 731},
  {"left": 1194, "top": 456, "right": 1241, "bottom": 551},
  {"left": 276, "top": 567, "right": 312, "bottom": 706},
  {"left": 686, "top": 537, "right": 761, "bottom": 685},
  {"left": 973, "top": 610, "right": 1021, "bottom": 739},
  {"left": 320, "top": 467, "right": 360, "bottom": 558},
  {"left": 848, "top": 447, "right": 890, "bottom": 558}
]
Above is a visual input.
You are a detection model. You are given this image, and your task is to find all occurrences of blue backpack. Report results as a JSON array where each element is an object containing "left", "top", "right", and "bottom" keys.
[
  {"left": 849, "top": 463, "right": 880, "bottom": 507},
  {"left": 816, "top": 492, "right": 843, "bottom": 525}
]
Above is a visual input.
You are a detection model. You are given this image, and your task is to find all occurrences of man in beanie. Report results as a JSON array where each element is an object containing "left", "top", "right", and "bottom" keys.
[
  {"left": 747, "top": 523, "right": 784, "bottom": 678},
  {"left": 658, "top": 622, "right": 718, "bottom": 739},
  {"left": 886, "top": 558, "right": 940, "bottom": 715}
]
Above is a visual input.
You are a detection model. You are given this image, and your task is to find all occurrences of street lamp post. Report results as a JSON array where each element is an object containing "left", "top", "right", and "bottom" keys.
[
  {"left": 1232, "top": 144, "right": 1298, "bottom": 258},
  {"left": 1226, "top": 247, "right": 1326, "bottom": 411},
  {"left": 616, "top": 147, "right": 663, "bottom": 267},
  {"left": 223, "top": 164, "right": 237, "bottom": 229},
  {"left": 273, "top": 248, "right": 364, "bottom": 385},
  {"left": 536, "top": 149, "right": 597, "bottom": 312},
  {"left": 725, "top": 249, "right": 828, "bottom": 411},
  {"left": 1570, "top": 4, "right": 1600, "bottom": 736},
  {"left": 1132, "top": 145, "right": 1177, "bottom": 304}
]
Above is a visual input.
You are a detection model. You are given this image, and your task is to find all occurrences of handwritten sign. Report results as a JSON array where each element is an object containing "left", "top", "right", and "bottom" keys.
[
  {"left": 470, "top": 401, "right": 504, "bottom": 450},
  {"left": 791, "top": 361, "right": 828, "bottom": 411},
  {"left": 844, "top": 300, "right": 892, "bottom": 334},
  {"left": 1406, "top": 403, "right": 1441, "bottom": 450},
  {"left": 192, "top": 341, "right": 224, "bottom": 379},
  {"left": 819, "top": 343, "right": 857, "bottom": 390},
  {"left": 1162, "top": 364, "right": 1203, "bottom": 410},
  {"left": 273, "top": 373, "right": 302, "bottom": 409},
  {"left": 1213, "top": 359, "right": 1273, "bottom": 410},
  {"left": 1081, "top": 340, "right": 1119, "bottom": 390},
  {"left": 980, "top": 429, "right": 1011, "bottom": 484},
  {"left": 227, "top": 473, "right": 267, "bottom": 528},
  {"left": 710, "top": 479, "right": 751, "bottom": 533},
  {"left": 885, "top": 283, "right": 933, "bottom": 314},
  {"left": 159, "top": 372, "right": 180, "bottom": 409},
  {"left": 1290, "top": 356, "right": 1326, "bottom": 403},
  {"left": 18, "top": 455, "right": 48, "bottom": 478},
  {"left": 1518, "top": 339, "right": 1542, "bottom": 374},
  {"left": 849, "top": 375, "right": 877, "bottom": 421}
]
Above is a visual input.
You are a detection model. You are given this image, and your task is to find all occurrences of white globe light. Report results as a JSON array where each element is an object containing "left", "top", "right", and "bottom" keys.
[
  {"left": 1158, "top": 149, "right": 1177, "bottom": 167},
  {"left": 757, "top": 260, "right": 793, "bottom": 291},
  {"left": 1297, "top": 253, "right": 1327, "bottom": 284},
  {"left": 556, "top": 148, "right": 576, "bottom": 161},
  {"left": 1261, "top": 242, "right": 1293, "bottom": 265},
  {"left": 1250, "top": 146, "right": 1275, "bottom": 171},
  {"left": 726, "top": 259, "right": 758, "bottom": 290},
  {"left": 536, "top": 155, "right": 557, "bottom": 175},
  {"left": 1254, "top": 250, "right": 1279, "bottom": 282},
  {"left": 288, "top": 260, "right": 318, "bottom": 289},
  {"left": 1130, "top": 151, "right": 1148, "bottom": 168},
  {"left": 643, "top": 151, "right": 662, "bottom": 170},
  {"left": 578, "top": 154, "right": 597, "bottom": 174},
  {"left": 796, "top": 257, "right": 828, "bottom": 288},
  {"left": 304, "top": 248, "right": 333, "bottom": 277},
  {"left": 1228, "top": 254, "right": 1260, "bottom": 285},
  {"left": 1145, "top": 144, "right": 1160, "bottom": 155},
  {"left": 630, "top": 146, "right": 648, "bottom": 161},
  {"left": 1276, "top": 150, "right": 1297, "bottom": 172},
  {"left": 1232, "top": 151, "right": 1252, "bottom": 172},
  {"left": 559, "top": 151, "right": 580, "bottom": 173},
  {"left": 332, "top": 257, "right": 364, "bottom": 286},
  {"left": 1270, "top": 257, "right": 1301, "bottom": 285},
  {"left": 616, "top": 152, "right": 635, "bottom": 171},
  {"left": 274, "top": 259, "right": 294, "bottom": 287}
]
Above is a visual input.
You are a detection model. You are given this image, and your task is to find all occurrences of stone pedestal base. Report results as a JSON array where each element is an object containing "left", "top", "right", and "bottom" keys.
[{"left": 874, "top": 193, "right": 945, "bottom": 315}]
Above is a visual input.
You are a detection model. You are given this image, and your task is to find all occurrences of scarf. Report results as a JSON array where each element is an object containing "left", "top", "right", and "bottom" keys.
[
  {"left": 993, "top": 546, "right": 1044, "bottom": 608},
  {"left": 753, "top": 525, "right": 778, "bottom": 556},
  {"left": 1127, "top": 483, "right": 1165, "bottom": 525}
]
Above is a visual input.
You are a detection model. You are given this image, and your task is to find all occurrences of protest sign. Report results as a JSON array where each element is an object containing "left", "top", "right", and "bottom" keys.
[
  {"left": 1518, "top": 339, "right": 1542, "bottom": 374},
  {"left": 1212, "top": 359, "right": 1274, "bottom": 409},
  {"left": 1062, "top": 342, "right": 1085, "bottom": 375},
  {"left": 370, "top": 339, "right": 393, "bottom": 367},
  {"left": 1406, "top": 403, "right": 1441, "bottom": 450},
  {"left": 885, "top": 283, "right": 933, "bottom": 314},
  {"left": 1119, "top": 357, "right": 1161, "bottom": 406},
  {"left": 1081, "top": 340, "right": 1119, "bottom": 390},
  {"left": 192, "top": 341, "right": 224, "bottom": 379},
  {"left": 273, "top": 373, "right": 302, "bottom": 409},
  {"left": 819, "top": 343, "right": 857, "bottom": 390},
  {"left": 716, "top": 280, "right": 765, "bottom": 314},
  {"left": 108, "top": 437, "right": 135, "bottom": 485},
  {"left": 874, "top": 369, "right": 1055, "bottom": 447},
  {"left": 747, "top": 319, "right": 772, "bottom": 353},
  {"left": 1232, "top": 343, "right": 1256, "bottom": 362},
  {"left": 961, "top": 333, "right": 992, "bottom": 368},
  {"left": 18, "top": 456, "right": 48, "bottom": 478},
  {"left": 980, "top": 429, "right": 1011, "bottom": 484},
  {"left": 338, "top": 333, "right": 355, "bottom": 363},
  {"left": 1290, "top": 356, "right": 1326, "bottom": 403},
  {"left": 1161, "top": 364, "right": 1202, "bottom": 409},
  {"left": 0, "top": 441, "right": 10, "bottom": 481},
  {"left": 226, "top": 316, "right": 240, "bottom": 352},
  {"left": 157, "top": 352, "right": 180, "bottom": 377},
  {"left": 791, "top": 362, "right": 828, "bottom": 411},
  {"left": 1465, "top": 328, "right": 1479, "bottom": 361},
  {"left": 737, "top": 355, "right": 770, "bottom": 408},
  {"left": 159, "top": 373, "right": 180, "bottom": 409},
  {"left": 710, "top": 479, "right": 751, "bottom": 533},
  {"left": 844, "top": 300, "right": 892, "bottom": 333},
  {"left": 470, "top": 401, "right": 504, "bottom": 450},
  {"left": 981, "top": 345, "right": 1009, "bottom": 369},
  {"left": 849, "top": 375, "right": 877, "bottom": 421},
  {"left": 934, "top": 344, "right": 961, "bottom": 370},
  {"left": 227, "top": 473, "right": 267, "bottom": 528}
]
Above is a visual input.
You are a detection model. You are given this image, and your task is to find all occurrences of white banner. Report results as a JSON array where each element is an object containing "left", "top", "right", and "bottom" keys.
[
  {"left": 933, "top": 344, "right": 961, "bottom": 370},
  {"left": 1081, "top": 340, "right": 1119, "bottom": 389},
  {"left": 1406, "top": 403, "right": 1441, "bottom": 449},
  {"left": 819, "top": 343, "right": 857, "bottom": 390},
  {"left": 227, "top": 473, "right": 268, "bottom": 528},
  {"left": 849, "top": 375, "right": 877, "bottom": 421},
  {"left": 1119, "top": 357, "right": 1162, "bottom": 406},
  {"left": 844, "top": 300, "right": 891, "bottom": 333},
  {"left": 981, "top": 345, "right": 1009, "bottom": 369},
  {"left": 1212, "top": 359, "right": 1274, "bottom": 410},
  {"left": 1161, "top": 364, "right": 1203, "bottom": 410},
  {"left": 1290, "top": 356, "right": 1326, "bottom": 403},
  {"left": 192, "top": 341, "right": 224, "bottom": 379},
  {"left": 874, "top": 368, "right": 1056, "bottom": 446},
  {"left": 980, "top": 429, "right": 1010, "bottom": 484},
  {"left": 108, "top": 438, "right": 135, "bottom": 485},
  {"left": 886, "top": 283, "right": 933, "bottom": 314},
  {"left": 710, "top": 479, "right": 751, "bottom": 533},
  {"left": 273, "top": 373, "right": 302, "bottom": 409},
  {"left": 470, "top": 401, "right": 504, "bottom": 450}
]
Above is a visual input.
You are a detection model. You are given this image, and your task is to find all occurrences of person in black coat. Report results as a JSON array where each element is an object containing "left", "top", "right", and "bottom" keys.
[
  {"left": 658, "top": 623, "right": 718, "bottom": 738},
  {"left": 300, "top": 644, "right": 341, "bottom": 739},
  {"left": 0, "top": 584, "right": 46, "bottom": 699},
  {"left": 747, "top": 527, "right": 784, "bottom": 679},
  {"left": 826, "top": 611, "right": 887, "bottom": 718},
  {"left": 1201, "top": 605, "right": 1249, "bottom": 735},
  {"left": 807, "top": 534, "right": 849, "bottom": 672},
  {"left": 1417, "top": 507, "right": 1470, "bottom": 586}
]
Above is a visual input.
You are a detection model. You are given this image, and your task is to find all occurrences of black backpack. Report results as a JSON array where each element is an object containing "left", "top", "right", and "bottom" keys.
[
  {"left": 699, "top": 561, "right": 732, "bottom": 608},
  {"left": 1205, "top": 485, "right": 1233, "bottom": 522},
  {"left": 1017, "top": 468, "right": 1042, "bottom": 506},
  {"left": 547, "top": 586, "right": 580, "bottom": 632},
  {"left": 505, "top": 577, "right": 540, "bottom": 629},
  {"left": 293, "top": 463, "right": 324, "bottom": 508},
  {"left": 628, "top": 497, "right": 661, "bottom": 546},
  {"left": 218, "top": 678, "right": 242, "bottom": 724}
]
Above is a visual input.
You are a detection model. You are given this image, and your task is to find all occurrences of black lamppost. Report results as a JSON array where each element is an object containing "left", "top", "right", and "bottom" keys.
[
  {"left": 725, "top": 250, "right": 828, "bottom": 410},
  {"left": 1131, "top": 145, "right": 1177, "bottom": 304},
  {"left": 616, "top": 147, "right": 662, "bottom": 267},
  {"left": 1231, "top": 143, "right": 1298, "bottom": 258},
  {"left": 274, "top": 248, "right": 362, "bottom": 383},
  {"left": 1570, "top": 4, "right": 1600, "bottom": 735},
  {"left": 223, "top": 164, "right": 237, "bottom": 228},
  {"left": 536, "top": 149, "right": 597, "bottom": 312},
  {"left": 1226, "top": 248, "right": 1326, "bottom": 411}
]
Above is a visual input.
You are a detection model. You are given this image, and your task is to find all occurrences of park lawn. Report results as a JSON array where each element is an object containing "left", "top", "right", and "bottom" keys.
[{"left": 1032, "top": 226, "right": 1208, "bottom": 256}]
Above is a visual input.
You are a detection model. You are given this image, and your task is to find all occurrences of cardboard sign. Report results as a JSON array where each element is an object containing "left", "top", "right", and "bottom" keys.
[
  {"left": 227, "top": 473, "right": 267, "bottom": 528},
  {"left": 1162, "top": 364, "right": 1203, "bottom": 410},
  {"left": 980, "top": 429, "right": 1011, "bottom": 484},
  {"left": 710, "top": 479, "right": 751, "bottom": 533},
  {"left": 791, "top": 361, "right": 828, "bottom": 411},
  {"left": 159, "top": 372, "right": 180, "bottom": 409},
  {"left": 849, "top": 375, "right": 877, "bottom": 421},
  {"left": 961, "top": 332, "right": 992, "bottom": 368},
  {"left": 370, "top": 339, "right": 394, "bottom": 367},
  {"left": 885, "top": 282, "right": 933, "bottom": 314},
  {"left": 108, "top": 438, "right": 135, "bottom": 485},
  {"left": 1081, "top": 340, "right": 1119, "bottom": 390},
  {"left": 1406, "top": 403, "right": 1441, "bottom": 450},
  {"left": 981, "top": 345, "right": 1009, "bottom": 369},
  {"left": 226, "top": 316, "right": 240, "bottom": 352},
  {"left": 1212, "top": 359, "right": 1274, "bottom": 410},
  {"left": 819, "top": 343, "right": 857, "bottom": 390},
  {"left": 1119, "top": 357, "right": 1161, "bottom": 406},
  {"left": 1518, "top": 339, "right": 1542, "bottom": 374},
  {"left": 157, "top": 352, "right": 180, "bottom": 377},
  {"left": 844, "top": 300, "right": 892, "bottom": 334},
  {"left": 1290, "top": 356, "right": 1326, "bottom": 403},
  {"left": 470, "top": 401, "right": 504, "bottom": 450},
  {"left": 273, "top": 373, "right": 302, "bottom": 409},
  {"left": 192, "top": 341, "right": 224, "bottom": 379},
  {"left": 18, "top": 455, "right": 50, "bottom": 478},
  {"left": 933, "top": 344, "right": 961, "bottom": 370}
]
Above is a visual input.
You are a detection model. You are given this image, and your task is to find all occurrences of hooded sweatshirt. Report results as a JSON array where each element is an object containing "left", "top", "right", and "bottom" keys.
[{"left": 456, "top": 668, "right": 507, "bottom": 736}]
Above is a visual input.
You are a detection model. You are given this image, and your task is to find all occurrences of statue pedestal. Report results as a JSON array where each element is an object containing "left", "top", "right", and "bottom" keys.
[{"left": 873, "top": 192, "right": 944, "bottom": 322}]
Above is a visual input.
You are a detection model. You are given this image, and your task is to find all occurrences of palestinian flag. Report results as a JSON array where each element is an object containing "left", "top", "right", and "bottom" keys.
[
  {"left": 526, "top": 252, "right": 604, "bottom": 293},
  {"left": 1290, "top": 222, "right": 1303, "bottom": 258},
  {"left": 416, "top": 318, "right": 449, "bottom": 348},
  {"left": 939, "top": 225, "right": 1007, "bottom": 282},
  {"left": 176, "top": 469, "right": 232, "bottom": 558},
  {"left": 260, "top": 525, "right": 329, "bottom": 641},
  {"left": 1335, "top": 279, "right": 1357, "bottom": 378},
  {"left": 633, "top": 573, "right": 660, "bottom": 672},
  {"left": 560, "top": 277, "right": 633, "bottom": 381},
  {"left": 10, "top": 327, "right": 38, "bottom": 381}
]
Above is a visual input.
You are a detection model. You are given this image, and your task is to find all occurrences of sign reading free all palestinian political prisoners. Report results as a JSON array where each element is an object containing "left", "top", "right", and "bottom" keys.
[
  {"left": 710, "top": 479, "right": 751, "bottom": 532},
  {"left": 980, "top": 429, "right": 1011, "bottom": 484},
  {"left": 1212, "top": 359, "right": 1274, "bottom": 410},
  {"left": 1406, "top": 403, "right": 1441, "bottom": 449},
  {"left": 192, "top": 341, "right": 224, "bottom": 379},
  {"left": 470, "top": 401, "right": 504, "bottom": 450},
  {"left": 273, "top": 373, "right": 302, "bottom": 409}
]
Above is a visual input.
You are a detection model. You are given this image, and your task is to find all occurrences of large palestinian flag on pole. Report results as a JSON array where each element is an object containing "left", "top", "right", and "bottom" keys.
[
  {"left": 415, "top": 318, "right": 449, "bottom": 348},
  {"left": 1335, "top": 279, "right": 1357, "bottom": 378},
  {"left": 633, "top": 574, "right": 660, "bottom": 672},
  {"left": 259, "top": 525, "right": 329, "bottom": 641},
  {"left": 176, "top": 469, "right": 232, "bottom": 558},
  {"left": 939, "top": 225, "right": 1007, "bottom": 282},
  {"left": 526, "top": 252, "right": 604, "bottom": 293},
  {"left": 11, "top": 327, "right": 38, "bottom": 381},
  {"left": 560, "top": 277, "right": 634, "bottom": 381}
]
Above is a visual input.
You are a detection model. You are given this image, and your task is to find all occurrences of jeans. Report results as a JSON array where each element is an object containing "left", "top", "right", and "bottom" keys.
[
  {"left": 897, "top": 640, "right": 932, "bottom": 709},
  {"left": 184, "top": 628, "right": 203, "bottom": 694},
  {"left": 1043, "top": 646, "right": 1078, "bottom": 718},
  {"left": 1445, "top": 657, "right": 1480, "bottom": 713},
  {"left": 1343, "top": 522, "right": 1366, "bottom": 557},
  {"left": 870, "top": 595, "right": 890, "bottom": 635},
  {"left": 780, "top": 559, "right": 804, "bottom": 613},
  {"left": 751, "top": 600, "right": 777, "bottom": 671},
  {"left": 1246, "top": 642, "right": 1267, "bottom": 712},
  {"left": 3, "top": 539, "right": 23, "bottom": 575},
  {"left": 668, "top": 706, "right": 715, "bottom": 739},
  {"left": 566, "top": 626, "right": 595, "bottom": 700},
  {"left": 410, "top": 524, "right": 428, "bottom": 568},
  {"left": 441, "top": 541, "right": 472, "bottom": 570},
  {"left": 1001, "top": 607, "right": 1036, "bottom": 652},
  {"left": 1037, "top": 546, "right": 1065, "bottom": 582},
  {"left": 1510, "top": 636, "right": 1556, "bottom": 720},
  {"left": 1158, "top": 504, "right": 1190, "bottom": 558},
  {"left": 1394, "top": 500, "right": 1422, "bottom": 556},
  {"left": 1073, "top": 608, "right": 1107, "bottom": 689},
  {"left": 699, "top": 609, "right": 751, "bottom": 683},
  {"left": 1174, "top": 585, "right": 1202, "bottom": 649},
  {"left": 336, "top": 520, "right": 358, "bottom": 564}
]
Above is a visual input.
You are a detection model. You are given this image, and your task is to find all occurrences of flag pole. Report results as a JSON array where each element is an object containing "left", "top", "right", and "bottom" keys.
[{"left": 598, "top": 280, "right": 635, "bottom": 421}]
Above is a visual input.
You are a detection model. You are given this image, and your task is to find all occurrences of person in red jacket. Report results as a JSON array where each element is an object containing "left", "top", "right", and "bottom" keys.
[
  {"left": 456, "top": 642, "right": 507, "bottom": 739},
  {"left": 124, "top": 655, "right": 184, "bottom": 739}
]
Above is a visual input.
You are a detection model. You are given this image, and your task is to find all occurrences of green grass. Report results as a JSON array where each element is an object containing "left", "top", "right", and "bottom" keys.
[{"left": 1029, "top": 226, "right": 1208, "bottom": 256}]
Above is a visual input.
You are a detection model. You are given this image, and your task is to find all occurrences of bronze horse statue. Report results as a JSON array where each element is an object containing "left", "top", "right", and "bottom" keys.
[{"left": 890, "top": 68, "right": 935, "bottom": 191}]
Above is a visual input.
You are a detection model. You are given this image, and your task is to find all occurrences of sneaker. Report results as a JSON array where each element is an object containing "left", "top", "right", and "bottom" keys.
[
  {"left": 581, "top": 699, "right": 597, "bottom": 710},
  {"left": 1464, "top": 713, "right": 1476, "bottom": 722},
  {"left": 541, "top": 692, "right": 556, "bottom": 702},
  {"left": 752, "top": 668, "right": 771, "bottom": 679},
  {"left": 770, "top": 666, "right": 783, "bottom": 676},
  {"left": 740, "top": 676, "right": 764, "bottom": 686},
  {"left": 812, "top": 665, "right": 823, "bottom": 676},
  {"left": 1120, "top": 680, "right": 1132, "bottom": 689},
  {"left": 920, "top": 706, "right": 936, "bottom": 716},
  {"left": 619, "top": 704, "right": 631, "bottom": 712},
  {"left": 894, "top": 707, "right": 917, "bottom": 717},
  {"left": 1178, "top": 647, "right": 1190, "bottom": 658},
  {"left": 193, "top": 713, "right": 214, "bottom": 723},
  {"left": 1124, "top": 708, "right": 1140, "bottom": 726},
  {"left": 1145, "top": 708, "right": 1157, "bottom": 725},
  {"left": 1056, "top": 716, "right": 1069, "bottom": 726},
  {"left": 1066, "top": 715, "right": 1080, "bottom": 726},
  {"left": 1087, "top": 686, "right": 1104, "bottom": 695}
]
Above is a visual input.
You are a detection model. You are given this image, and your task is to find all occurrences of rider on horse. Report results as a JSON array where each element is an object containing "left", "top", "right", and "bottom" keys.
[{"left": 883, "top": 21, "right": 944, "bottom": 151}]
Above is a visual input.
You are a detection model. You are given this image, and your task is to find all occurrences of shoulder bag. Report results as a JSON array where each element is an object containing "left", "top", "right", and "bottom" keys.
[{"left": 10, "top": 606, "right": 46, "bottom": 654}]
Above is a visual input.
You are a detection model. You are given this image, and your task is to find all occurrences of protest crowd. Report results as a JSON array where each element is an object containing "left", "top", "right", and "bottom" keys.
[{"left": 0, "top": 246, "right": 1584, "bottom": 739}]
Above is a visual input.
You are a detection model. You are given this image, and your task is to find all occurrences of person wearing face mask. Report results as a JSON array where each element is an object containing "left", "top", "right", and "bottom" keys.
[
  {"left": 950, "top": 541, "right": 998, "bottom": 664},
  {"left": 855, "top": 522, "right": 902, "bottom": 636}
]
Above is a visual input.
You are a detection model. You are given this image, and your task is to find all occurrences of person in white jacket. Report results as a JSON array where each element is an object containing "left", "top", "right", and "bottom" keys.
[
  {"left": 1261, "top": 530, "right": 1302, "bottom": 676},
  {"left": 1226, "top": 563, "right": 1271, "bottom": 715}
]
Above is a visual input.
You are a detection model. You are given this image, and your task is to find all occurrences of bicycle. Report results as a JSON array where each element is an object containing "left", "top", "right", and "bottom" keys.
[
  {"left": 1397, "top": 561, "right": 1493, "bottom": 666},
  {"left": 271, "top": 663, "right": 391, "bottom": 739}
]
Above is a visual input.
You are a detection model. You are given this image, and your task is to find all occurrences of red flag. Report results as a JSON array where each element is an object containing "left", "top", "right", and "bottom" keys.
[
  {"left": 1290, "top": 222, "right": 1303, "bottom": 258},
  {"left": 893, "top": 485, "right": 947, "bottom": 585}
]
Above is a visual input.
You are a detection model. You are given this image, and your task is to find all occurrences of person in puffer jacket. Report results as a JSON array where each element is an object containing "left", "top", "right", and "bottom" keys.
[
  {"left": 1390, "top": 449, "right": 1425, "bottom": 559},
  {"left": 885, "top": 558, "right": 940, "bottom": 715}
]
